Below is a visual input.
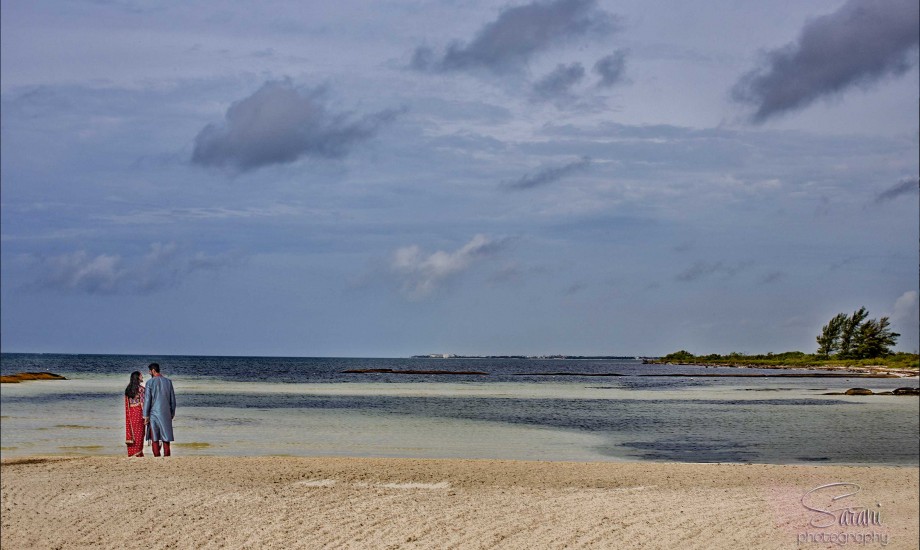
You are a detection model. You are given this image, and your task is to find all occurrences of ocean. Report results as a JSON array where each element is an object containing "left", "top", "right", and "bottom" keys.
[{"left": 1, "top": 354, "right": 918, "bottom": 464}]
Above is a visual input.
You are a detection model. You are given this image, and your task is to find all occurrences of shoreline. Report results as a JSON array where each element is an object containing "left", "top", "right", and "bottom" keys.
[
  {"left": 3, "top": 455, "right": 918, "bottom": 549},
  {"left": 647, "top": 361, "right": 920, "bottom": 378}
]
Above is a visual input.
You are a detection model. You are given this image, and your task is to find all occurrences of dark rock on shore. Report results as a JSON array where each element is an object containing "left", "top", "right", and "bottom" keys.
[
  {"left": 512, "top": 373, "right": 624, "bottom": 377},
  {"left": 342, "top": 369, "right": 488, "bottom": 375},
  {"left": 642, "top": 373, "right": 898, "bottom": 378},
  {"left": 824, "top": 387, "right": 920, "bottom": 396},
  {"left": 0, "top": 372, "right": 68, "bottom": 383}
]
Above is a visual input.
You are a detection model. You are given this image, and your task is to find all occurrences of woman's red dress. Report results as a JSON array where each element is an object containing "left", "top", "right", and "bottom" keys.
[{"left": 125, "top": 386, "right": 145, "bottom": 457}]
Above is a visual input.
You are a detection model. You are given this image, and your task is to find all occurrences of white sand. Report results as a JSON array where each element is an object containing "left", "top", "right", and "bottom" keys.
[{"left": 2, "top": 456, "right": 917, "bottom": 549}]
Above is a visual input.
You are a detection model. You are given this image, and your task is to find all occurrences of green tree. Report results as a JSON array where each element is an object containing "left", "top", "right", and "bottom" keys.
[
  {"left": 816, "top": 307, "right": 900, "bottom": 359},
  {"left": 663, "top": 350, "right": 695, "bottom": 363},
  {"left": 816, "top": 313, "right": 847, "bottom": 357},
  {"left": 838, "top": 307, "right": 869, "bottom": 358},
  {"left": 852, "top": 317, "right": 899, "bottom": 359}
]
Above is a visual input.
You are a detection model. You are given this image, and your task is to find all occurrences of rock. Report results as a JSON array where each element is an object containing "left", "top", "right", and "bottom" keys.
[
  {"left": 512, "top": 372, "right": 624, "bottom": 377},
  {"left": 0, "top": 372, "right": 67, "bottom": 383},
  {"left": 833, "top": 387, "right": 918, "bottom": 396},
  {"left": 342, "top": 369, "right": 488, "bottom": 375}
]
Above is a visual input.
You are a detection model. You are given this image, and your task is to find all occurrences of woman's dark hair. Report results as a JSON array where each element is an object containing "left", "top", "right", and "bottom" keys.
[{"left": 125, "top": 371, "right": 142, "bottom": 399}]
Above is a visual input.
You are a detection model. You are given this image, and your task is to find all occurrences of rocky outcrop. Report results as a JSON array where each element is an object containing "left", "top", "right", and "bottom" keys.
[
  {"left": 644, "top": 373, "right": 898, "bottom": 378},
  {"left": 0, "top": 372, "right": 67, "bottom": 383},
  {"left": 513, "top": 373, "right": 624, "bottom": 377},
  {"left": 343, "top": 369, "right": 488, "bottom": 375},
  {"left": 825, "top": 387, "right": 920, "bottom": 396}
]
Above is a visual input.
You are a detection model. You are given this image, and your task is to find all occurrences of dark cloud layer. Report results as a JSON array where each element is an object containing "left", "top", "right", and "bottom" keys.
[
  {"left": 532, "top": 62, "right": 585, "bottom": 100},
  {"left": 732, "top": 0, "right": 919, "bottom": 122},
  {"left": 593, "top": 50, "right": 627, "bottom": 87},
  {"left": 412, "top": 0, "right": 616, "bottom": 74},
  {"left": 505, "top": 156, "right": 591, "bottom": 190},
  {"left": 875, "top": 177, "right": 918, "bottom": 203},
  {"left": 192, "top": 80, "right": 399, "bottom": 171}
]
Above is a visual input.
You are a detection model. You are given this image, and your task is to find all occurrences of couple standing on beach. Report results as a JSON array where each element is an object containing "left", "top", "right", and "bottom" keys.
[{"left": 124, "top": 363, "right": 176, "bottom": 457}]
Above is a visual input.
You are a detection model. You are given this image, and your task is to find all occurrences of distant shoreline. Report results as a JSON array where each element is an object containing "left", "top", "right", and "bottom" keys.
[
  {"left": 408, "top": 353, "right": 920, "bottom": 378},
  {"left": 644, "top": 360, "right": 919, "bottom": 378},
  {"left": 411, "top": 354, "right": 653, "bottom": 360}
]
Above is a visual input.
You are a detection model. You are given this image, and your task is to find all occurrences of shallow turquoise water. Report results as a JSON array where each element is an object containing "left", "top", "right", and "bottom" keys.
[{"left": 1, "top": 354, "right": 917, "bottom": 463}]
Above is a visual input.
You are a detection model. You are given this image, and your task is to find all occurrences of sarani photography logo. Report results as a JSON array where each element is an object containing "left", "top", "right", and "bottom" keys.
[{"left": 797, "top": 483, "right": 889, "bottom": 546}]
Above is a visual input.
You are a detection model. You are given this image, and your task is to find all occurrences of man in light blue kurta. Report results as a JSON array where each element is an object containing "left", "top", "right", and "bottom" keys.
[{"left": 143, "top": 363, "right": 176, "bottom": 457}]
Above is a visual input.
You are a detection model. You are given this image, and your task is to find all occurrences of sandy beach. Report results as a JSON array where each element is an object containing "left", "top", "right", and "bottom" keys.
[{"left": 1, "top": 456, "right": 917, "bottom": 549}]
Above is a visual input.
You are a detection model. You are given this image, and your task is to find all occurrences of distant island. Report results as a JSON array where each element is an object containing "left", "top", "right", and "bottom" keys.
[
  {"left": 409, "top": 350, "right": 919, "bottom": 377},
  {"left": 412, "top": 307, "right": 920, "bottom": 371},
  {"left": 411, "top": 354, "right": 651, "bottom": 360},
  {"left": 647, "top": 350, "right": 919, "bottom": 374},
  {"left": 646, "top": 308, "right": 917, "bottom": 373}
]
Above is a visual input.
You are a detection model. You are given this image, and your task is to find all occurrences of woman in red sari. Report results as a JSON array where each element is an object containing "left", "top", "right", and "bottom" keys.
[{"left": 124, "top": 371, "right": 146, "bottom": 457}]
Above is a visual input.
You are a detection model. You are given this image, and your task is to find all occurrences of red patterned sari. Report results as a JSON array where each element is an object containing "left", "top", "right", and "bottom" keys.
[{"left": 125, "top": 386, "right": 145, "bottom": 457}]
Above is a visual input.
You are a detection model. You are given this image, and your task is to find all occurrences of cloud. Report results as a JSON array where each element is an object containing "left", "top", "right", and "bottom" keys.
[
  {"left": 192, "top": 79, "right": 399, "bottom": 171},
  {"left": 675, "top": 261, "right": 751, "bottom": 282},
  {"left": 875, "top": 177, "right": 918, "bottom": 203},
  {"left": 759, "top": 271, "right": 785, "bottom": 284},
  {"left": 390, "top": 234, "right": 507, "bottom": 299},
  {"left": 411, "top": 0, "right": 617, "bottom": 74},
  {"left": 504, "top": 156, "right": 591, "bottom": 190},
  {"left": 100, "top": 204, "right": 305, "bottom": 225},
  {"left": 892, "top": 291, "right": 919, "bottom": 348},
  {"left": 34, "top": 251, "right": 125, "bottom": 294},
  {"left": 134, "top": 242, "right": 183, "bottom": 293},
  {"left": 487, "top": 263, "right": 524, "bottom": 285},
  {"left": 531, "top": 62, "right": 585, "bottom": 101},
  {"left": 28, "top": 243, "right": 241, "bottom": 294},
  {"left": 564, "top": 282, "right": 587, "bottom": 295},
  {"left": 187, "top": 250, "right": 245, "bottom": 271},
  {"left": 593, "top": 50, "right": 628, "bottom": 87},
  {"left": 892, "top": 290, "right": 918, "bottom": 321},
  {"left": 732, "top": 0, "right": 919, "bottom": 122}
]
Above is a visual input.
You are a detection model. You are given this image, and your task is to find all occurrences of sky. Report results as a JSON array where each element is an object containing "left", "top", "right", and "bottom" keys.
[{"left": 1, "top": 0, "right": 918, "bottom": 357}]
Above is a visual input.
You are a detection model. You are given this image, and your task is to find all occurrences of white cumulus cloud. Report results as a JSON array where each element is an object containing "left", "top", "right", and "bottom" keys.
[
  {"left": 390, "top": 234, "right": 507, "bottom": 300},
  {"left": 892, "top": 290, "right": 918, "bottom": 323},
  {"left": 891, "top": 290, "right": 919, "bottom": 351}
]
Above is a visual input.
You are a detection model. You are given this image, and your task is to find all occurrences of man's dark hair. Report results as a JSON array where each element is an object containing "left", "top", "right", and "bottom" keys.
[{"left": 148, "top": 363, "right": 161, "bottom": 373}]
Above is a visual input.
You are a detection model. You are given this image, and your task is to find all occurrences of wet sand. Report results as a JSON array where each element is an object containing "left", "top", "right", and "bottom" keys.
[{"left": 2, "top": 456, "right": 917, "bottom": 549}]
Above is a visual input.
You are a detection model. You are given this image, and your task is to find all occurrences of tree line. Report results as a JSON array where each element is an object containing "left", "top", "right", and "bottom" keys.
[{"left": 816, "top": 307, "right": 899, "bottom": 359}]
